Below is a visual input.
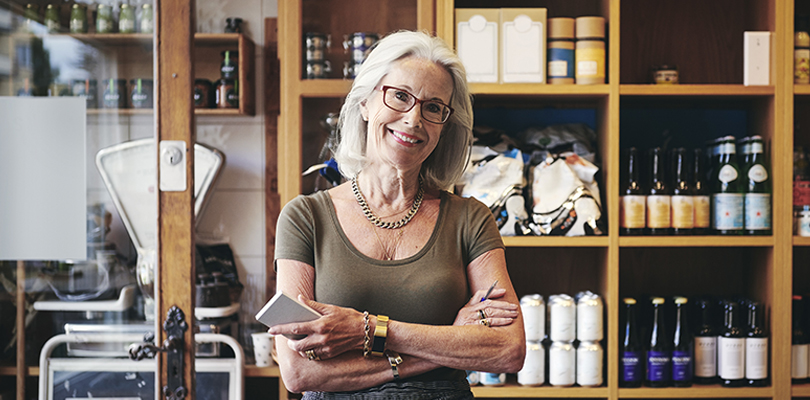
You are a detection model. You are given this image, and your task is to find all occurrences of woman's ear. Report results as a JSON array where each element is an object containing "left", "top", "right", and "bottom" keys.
[{"left": 360, "top": 99, "right": 369, "bottom": 122}]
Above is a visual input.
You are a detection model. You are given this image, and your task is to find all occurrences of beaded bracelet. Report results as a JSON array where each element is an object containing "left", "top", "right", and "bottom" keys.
[{"left": 362, "top": 311, "right": 371, "bottom": 358}]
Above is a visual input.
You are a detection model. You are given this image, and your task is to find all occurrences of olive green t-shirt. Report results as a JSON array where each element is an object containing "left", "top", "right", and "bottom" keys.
[{"left": 275, "top": 189, "right": 504, "bottom": 383}]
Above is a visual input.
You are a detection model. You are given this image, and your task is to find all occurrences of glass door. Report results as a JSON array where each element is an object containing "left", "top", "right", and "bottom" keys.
[{"left": 0, "top": 0, "right": 201, "bottom": 398}]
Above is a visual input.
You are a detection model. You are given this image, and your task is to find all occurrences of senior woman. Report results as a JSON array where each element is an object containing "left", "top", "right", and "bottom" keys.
[{"left": 269, "top": 30, "right": 525, "bottom": 399}]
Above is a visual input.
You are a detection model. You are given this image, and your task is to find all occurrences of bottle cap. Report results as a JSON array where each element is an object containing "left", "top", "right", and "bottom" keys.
[
  {"left": 549, "top": 17, "right": 575, "bottom": 39},
  {"left": 575, "top": 16, "right": 605, "bottom": 39},
  {"left": 674, "top": 297, "right": 688, "bottom": 304},
  {"left": 623, "top": 297, "right": 636, "bottom": 305},
  {"left": 651, "top": 297, "right": 665, "bottom": 305}
]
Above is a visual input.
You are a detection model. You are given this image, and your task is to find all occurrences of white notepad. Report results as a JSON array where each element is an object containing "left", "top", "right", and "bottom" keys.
[{"left": 255, "top": 291, "right": 322, "bottom": 339}]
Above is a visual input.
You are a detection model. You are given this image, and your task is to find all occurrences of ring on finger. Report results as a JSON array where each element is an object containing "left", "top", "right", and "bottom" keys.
[
  {"left": 305, "top": 349, "right": 320, "bottom": 361},
  {"left": 479, "top": 309, "right": 487, "bottom": 320},
  {"left": 479, "top": 318, "right": 490, "bottom": 327}
]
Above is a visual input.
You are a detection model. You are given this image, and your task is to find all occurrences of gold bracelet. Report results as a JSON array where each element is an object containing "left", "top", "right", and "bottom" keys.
[
  {"left": 385, "top": 350, "right": 402, "bottom": 380},
  {"left": 362, "top": 311, "right": 371, "bottom": 358},
  {"left": 370, "top": 315, "right": 389, "bottom": 357}
]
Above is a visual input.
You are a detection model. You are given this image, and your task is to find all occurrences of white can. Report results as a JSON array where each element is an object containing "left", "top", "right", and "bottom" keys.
[
  {"left": 549, "top": 294, "right": 576, "bottom": 342},
  {"left": 799, "top": 210, "right": 810, "bottom": 237},
  {"left": 576, "top": 291, "right": 604, "bottom": 341},
  {"left": 465, "top": 370, "right": 480, "bottom": 386},
  {"left": 480, "top": 372, "right": 506, "bottom": 386},
  {"left": 576, "top": 341, "right": 603, "bottom": 387},
  {"left": 518, "top": 341, "right": 545, "bottom": 386},
  {"left": 549, "top": 341, "right": 576, "bottom": 386},
  {"left": 521, "top": 294, "right": 546, "bottom": 341}
]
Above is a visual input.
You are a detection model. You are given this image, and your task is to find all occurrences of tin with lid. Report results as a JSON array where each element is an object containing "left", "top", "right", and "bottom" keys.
[
  {"left": 521, "top": 294, "right": 546, "bottom": 341},
  {"left": 194, "top": 79, "right": 214, "bottom": 109},
  {"left": 103, "top": 78, "right": 128, "bottom": 108},
  {"left": 548, "top": 17, "right": 575, "bottom": 84},
  {"left": 652, "top": 65, "right": 679, "bottom": 84},
  {"left": 215, "top": 78, "right": 239, "bottom": 109},
  {"left": 575, "top": 16, "right": 606, "bottom": 85}
]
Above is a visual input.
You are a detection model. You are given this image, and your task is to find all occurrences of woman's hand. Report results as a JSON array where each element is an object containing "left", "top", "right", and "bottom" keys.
[
  {"left": 453, "top": 287, "right": 519, "bottom": 327},
  {"left": 267, "top": 295, "right": 365, "bottom": 361}
]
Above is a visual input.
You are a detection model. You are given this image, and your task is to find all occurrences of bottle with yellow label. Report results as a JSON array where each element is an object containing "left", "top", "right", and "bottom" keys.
[
  {"left": 647, "top": 147, "right": 671, "bottom": 235},
  {"left": 692, "top": 148, "right": 711, "bottom": 235},
  {"left": 796, "top": 15, "right": 810, "bottom": 84},
  {"left": 670, "top": 148, "right": 694, "bottom": 235},
  {"left": 620, "top": 147, "right": 646, "bottom": 235}
]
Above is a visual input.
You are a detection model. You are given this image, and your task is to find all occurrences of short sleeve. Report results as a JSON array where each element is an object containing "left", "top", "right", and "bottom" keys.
[
  {"left": 463, "top": 196, "right": 505, "bottom": 264},
  {"left": 274, "top": 195, "right": 316, "bottom": 268}
]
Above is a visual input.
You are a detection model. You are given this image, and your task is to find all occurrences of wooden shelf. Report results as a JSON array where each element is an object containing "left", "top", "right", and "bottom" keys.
[
  {"left": 297, "top": 79, "right": 354, "bottom": 98},
  {"left": 793, "top": 383, "right": 810, "bottom": 396},
  {"left": 502, "top": 236, "right": 608, "bottom": 247},
  {"left": 619, "top": 236, "right": 774, "bottom": 247},
  {"left": 0, "top": 365, "right": 38, "bottom": 376},
  {"left": 88, "top": 108, "right": 153, "bottom": 115},
  {"left": 618, "top": 385, "right": 772, "bottom": 398},
  {"left": 244, "top": 365, "right": 282, "bottom": 377},
  {"left": 469, "top": 83, "right": 609, "bottom": 97},
  {"left": 795, "top": 236, "right": 810, "bottom": 246},
  {"left": 471, "top": 384, "right": 607, "bottom": 398},
  {"left": 620, "top": 84, "right": 774, "bottom": 97},
  {"left": 796, "top": 85, "right": 810, "bottom": 95}
]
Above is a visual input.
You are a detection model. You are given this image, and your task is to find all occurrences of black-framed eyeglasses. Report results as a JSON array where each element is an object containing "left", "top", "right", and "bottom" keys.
[{"left": 377, "top": 85, "right": 454, "bottom": 124}]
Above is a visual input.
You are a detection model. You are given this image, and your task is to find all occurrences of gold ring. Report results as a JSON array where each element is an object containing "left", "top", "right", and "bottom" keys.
[
  {"left": 479, "top": 309, "right": 487, "bottom": 320},
  {"left": 479, "top": 318, "right": 490, "bottom": 327},
  {"left": 305, "top": 349, "right": 319, "bottom": 361}
]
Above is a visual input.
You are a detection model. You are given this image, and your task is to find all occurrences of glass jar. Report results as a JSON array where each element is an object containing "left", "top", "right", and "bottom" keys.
[
  {"left": 71, "top": 79, "right": 98, "bottom": 108},
  {"left": 224, "top": 17, "right": 243, "bottom": 33},
  {"left": 49, "top": 82, "right": 70, "bottom": 96},
  {"left": 96, "top": 4, "right": 113, "bottom": 34},
  {"left": 221, "top": 50, "right": 238, "bottom": 79},
  {"left": 130, "top": 78, "right": 153, "bottom": 109},
  {"left": 69, "top": 4, "right": 87, "bottom": 34},
  {"left": 22, "top": 4, "right": 39, "bottom": 33},
  {"left": 140, "top": 4, "right": 154, "bottom": 34},
  {"left": 44, "top": 4, "right": 60, "bottom": 33},
  {"left": 215, "top": 78, "right": 238, "bottom": 109},
  {"left": 194, "top": 79, "right": 213, "bottom": 108},
  {"left": 118, "top": 4, "right": 135, "bottom": 34},
  {"left": 102, "top": 78, "right": 128, "bottom": 108},
  {"left": 652, "top": 65, "right": 679, "bottom": 84}
]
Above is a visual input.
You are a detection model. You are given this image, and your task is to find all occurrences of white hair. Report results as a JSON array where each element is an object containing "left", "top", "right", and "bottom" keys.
[{"left": 334, "top": 30, "right": 473, "bottom": 190}]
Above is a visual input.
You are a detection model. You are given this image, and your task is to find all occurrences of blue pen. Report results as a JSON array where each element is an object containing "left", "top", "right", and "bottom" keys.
[{"left": 480, "top": 280, "right": 499, "bottom": 302}]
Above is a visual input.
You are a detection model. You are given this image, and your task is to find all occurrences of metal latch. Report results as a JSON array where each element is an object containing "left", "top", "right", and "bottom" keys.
[
  {"left": 129, "top": 306, "right": 189, "bottom": 399},
  {"left": 159, "top": 140, "right": 187, "bottom": 192}
]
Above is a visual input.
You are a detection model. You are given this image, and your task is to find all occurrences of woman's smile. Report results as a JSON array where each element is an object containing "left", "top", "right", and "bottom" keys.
[{"left": 388, "top": 128, "right": 423, "bottom": 145}]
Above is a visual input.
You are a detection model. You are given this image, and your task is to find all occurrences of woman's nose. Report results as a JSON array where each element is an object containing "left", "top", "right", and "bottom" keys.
[{"left": 403, "top": 103, "right": 423, "bottom": 127}]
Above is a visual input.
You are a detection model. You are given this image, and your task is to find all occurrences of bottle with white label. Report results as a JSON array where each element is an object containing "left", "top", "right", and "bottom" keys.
[
  {"left": 712, "top": 136, "right": 744, "bottom": 235},
  {"left": 743, "top": 135, "right": 772, "bottom": 235},
  {"left": 692, "top": 148, "right": 711, "bottom": 235},
  {"left": 647, "top": 147, "right": 671, "bottom": 235},
  {"left": 620, "top": 147, "right": 646, "bottom": 235},
  {"left": 694, "top": 298, "right": 718, "bottom": 384},
  {"left": 793, "top": 295, "right": 809, "bottom": 383},
  {"left": 745, "top": 301, "right": 768, "bottom": 386},
  {"left": 670, "top": 148, "right": 694, "bottom": 235},
  {"left": 719, "top": 301, "right": 746, "bottom": 387}
]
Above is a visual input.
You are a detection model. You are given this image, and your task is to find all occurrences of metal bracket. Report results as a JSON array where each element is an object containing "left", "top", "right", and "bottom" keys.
[{"left": 128, "top": 306, "right": 188, "bottom": 399}]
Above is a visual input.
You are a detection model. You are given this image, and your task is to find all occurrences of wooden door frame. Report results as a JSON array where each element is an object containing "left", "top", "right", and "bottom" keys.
[{"left": 156, "top": 0, "right": 197, "bottom": 398}]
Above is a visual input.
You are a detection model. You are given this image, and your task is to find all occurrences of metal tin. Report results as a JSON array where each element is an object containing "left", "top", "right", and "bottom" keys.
[
  {"left": 306, "top": 60, "right": 331, "bottom": 79},
  {"left": 306, "top": 48, "right": 325, "bottom": 62},
  {"left": 305, "top": 32, "right": 330, "bottom": 49},
  {"left": 549, "top": 341, "right": 575, "bottom": 386},
  {"left": 576, "top": 341, "right": 603, "bottom": 387},
  {"left": 518, "top": 341, "right": 545, "bottom": 386},
  {"left": 549, "top": 294, "right": 576, "bottom": 342},
  {"left": 343, "top": 32, "right": 379, "bottom": 64},
  {"left": 520, "top": 294, "right": 545, "bottom": 341},
  {"left": 576, "top": 291, "right": 604, "bottom": 341},
  {"left": 652, "top": 65, "right": 679, "bottom": 84},
  {"left": 479, "top": 372, "right": 506, "bottom": 386}
]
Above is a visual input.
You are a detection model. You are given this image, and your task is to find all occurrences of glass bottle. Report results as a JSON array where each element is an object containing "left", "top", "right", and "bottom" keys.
[
  {"left": 647, "top": 147, "right": 671, "bottom": 235},
  {"left": 744, "top": 135, "right": 772, "bottom": 235},
  {"left": 646, "top": 297, "right": 671, "bottom": 387},
  {"left": 620, "top": 297, "right": 643, "bottom": 388},
  {"left": 745, "top": 302, "right": 768, "bottom": 387},
  {"left": 140, "top": 4, "right": 154, "bottom": 34},
  {"left": 693, "top": 148, "right": 711, "bottom": 235},
  {"left": 718, "top": 301, "right": 745, "bottom": 387},
  {"left": 794, "top": 145, "right": 810, "bottom": 234},
  {"left": 797, "top": 15, "right": 810, "bottom": 84},
  {"left": 44, "top": 4, "right": 60, "bottom": 33},
  {"left": 69, "top": 3, "right": 87, "bottom": 34},
  {"left": 793, "top": 295, "right": 809, "bottom": 383},
  {"left": 96, "top": 4, "right": 113, "bottom": 34},
  {"left": 118, "top": 4, "right": 136, "bottom": 34},
  {"left": 738, "top": 136, "right": 752, "bottom": 170},
  {"left": 221, "top": 50, "right": 239, "bottom": 79},
  {"left": 670, "top": 148, "right": 694, "bottom": 235},
  {"left": 620, "top": 147, "right": 646, "bottom": 235},
  {"left": 693, "top": 298, "right": 718, "bottom": 384},
  {"left": 672, "top": 297, "right": 693, "bottom": 387},
  {"left": 712, "top": 136, "right": 744, "bottom": 235}
]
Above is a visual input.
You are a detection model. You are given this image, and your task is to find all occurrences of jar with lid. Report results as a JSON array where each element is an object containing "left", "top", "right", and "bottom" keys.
[
  {"left": 548, "top": 17, "right": 575, "bottom": 84},
  {"left": 96, "top": 4, "right": 114, "bottom": 34},
  {"left": 796, "top": 15, "right": 810, "bottom": 84},
  {"left": 194, "top": 79, "right": 213, "bottom": 108},
  {"left": 102, "top": 78, "right": 128, "bottom": 108},
  {"left": 45, "top": 4, "right": 61, "bottom": 33},
  {"left": 69, "top": 4, "right": 87, "bottom": 33},
  {"left": 48, "top": 81, "right": 70, "bottom": 96},
  {"left": 71, "top": 79, "right": 98, "bottom": 108},
  {"left": 221, "top": 50, "right": 238, "bottom": 79},
  {"left": 118, "top": 4, "right": 135, "bottom": 34},
  {"left": 224, "top": 17, "right": 243, "bottom": 33},
  {"left": 130, "top": 78, "right": 153, "bottom": 109},
  {"left": 215, "top": 78, "right": 238, "bottom": 109},
  {"left": 652, "top": 65, "right": 679, "bottom": 84},
  {"left": 22, "top": 4, "right": 39, "bottom": 33},
  {"left": 140, "top": 4, "right": 154, "bottom": 33},
  {"left": 575, "top": 16, "right": 605, "bottom": 85}
]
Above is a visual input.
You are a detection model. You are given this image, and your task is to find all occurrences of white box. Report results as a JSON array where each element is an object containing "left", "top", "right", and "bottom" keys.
[
  {"left": 456, "top": 9, "right": 500, "bottom": 83},
  {"left": 744, "top": 31, "right": 771, "bottom": 86},
  {"left": 501, "top": 8, "right": 547, "bottom": 83}
]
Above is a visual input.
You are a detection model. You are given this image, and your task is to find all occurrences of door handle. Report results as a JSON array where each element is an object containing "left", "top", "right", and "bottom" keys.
[{"left": 128, "top": 306, "right": 189, "bottom": 399}]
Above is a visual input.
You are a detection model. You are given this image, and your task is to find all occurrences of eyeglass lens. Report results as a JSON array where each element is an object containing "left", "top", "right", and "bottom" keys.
[{"left": 383, "top": 87, "right": 450, "bottom": 123}]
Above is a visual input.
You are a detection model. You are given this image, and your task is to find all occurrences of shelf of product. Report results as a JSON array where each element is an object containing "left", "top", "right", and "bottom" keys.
[
  {"left": 502, "top": 236, "right": 609, "bottom": 248},
  {"left": 620, "top": 85, "right": 774, "bottom": 96}
]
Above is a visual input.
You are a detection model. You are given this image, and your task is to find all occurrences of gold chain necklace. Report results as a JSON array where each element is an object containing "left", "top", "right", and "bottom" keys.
[{"left": 351, "top": 175, "right": 424, "bottom": 229}]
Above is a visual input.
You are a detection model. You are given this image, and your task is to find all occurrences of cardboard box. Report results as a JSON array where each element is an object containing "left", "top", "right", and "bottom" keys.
[
  {"left": 456, "top": 9, "right": 500, "bottom": 83},
  {"left": 743, "top": 31, "right": 771, "bottom": 86},
  {"left": 501, "top": 8, "right": 547, "bottom": 83}
]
